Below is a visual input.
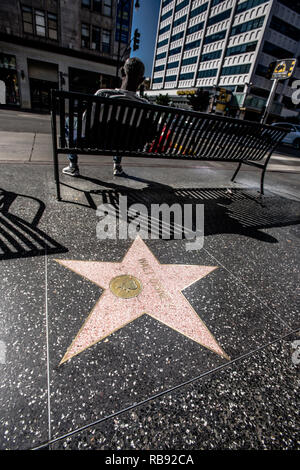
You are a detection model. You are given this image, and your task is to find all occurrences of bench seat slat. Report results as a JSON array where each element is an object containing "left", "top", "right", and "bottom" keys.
[
  {"left": 76, "top": 100, "right": 83, "bottom": 147},
  {"left": 59, "top": 97, "right": 66, "bottom": 148},
  {"left": 68, "top": 97, "right": 75, "bottom": 148}
]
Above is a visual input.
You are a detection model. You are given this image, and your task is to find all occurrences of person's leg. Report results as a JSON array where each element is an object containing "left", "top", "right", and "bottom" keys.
[
  {"left": 113, "top": 155, "right": 124, "bottom": 176},
  {"left": 63, "top": 118, "right": 79, "bottom": 176}
]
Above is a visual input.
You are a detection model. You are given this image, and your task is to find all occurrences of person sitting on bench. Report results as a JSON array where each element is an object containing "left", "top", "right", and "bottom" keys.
[{"left": 63, "top": 57, "right": 148, "bottom": 177}]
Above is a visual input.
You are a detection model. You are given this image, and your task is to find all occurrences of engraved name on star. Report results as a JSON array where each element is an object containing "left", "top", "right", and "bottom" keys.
[{"left": 55, "top": 237, "right": 229, "bottom": 364}]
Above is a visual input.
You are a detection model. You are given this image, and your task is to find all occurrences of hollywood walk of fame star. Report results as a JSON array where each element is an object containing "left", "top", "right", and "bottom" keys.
[{"left": 55, "top": 237, "right": 229, "bottom": 364}]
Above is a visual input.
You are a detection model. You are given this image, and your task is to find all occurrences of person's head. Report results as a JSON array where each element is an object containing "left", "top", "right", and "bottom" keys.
[{"left": 120, "top": 57, "right": 145, "bottom": 92}]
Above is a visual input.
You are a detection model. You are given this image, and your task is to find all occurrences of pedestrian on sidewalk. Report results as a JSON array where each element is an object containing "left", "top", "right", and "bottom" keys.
[{"left": 63, "top": 57, "right": 147, "bottom": 177}]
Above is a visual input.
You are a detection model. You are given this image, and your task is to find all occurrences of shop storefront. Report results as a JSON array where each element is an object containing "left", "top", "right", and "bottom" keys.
[
  {"left": 0, "top": 53, "right": 20, "bottom": 107},
  {"left": 28, "top": 59, "right": 58, "bottom": 112},
  {"left": 69, "top": 67, "right": 114, "bottom": 95}
]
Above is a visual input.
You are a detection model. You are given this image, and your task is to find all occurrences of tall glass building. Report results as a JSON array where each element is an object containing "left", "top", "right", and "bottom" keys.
[{"left": 149, "top": 0, "right": 300, "bottom": 120}]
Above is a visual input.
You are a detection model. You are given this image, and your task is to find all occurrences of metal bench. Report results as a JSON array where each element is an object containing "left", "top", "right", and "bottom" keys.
[{"left": 50, "top": 90, "right": 288, "bottom": 201}]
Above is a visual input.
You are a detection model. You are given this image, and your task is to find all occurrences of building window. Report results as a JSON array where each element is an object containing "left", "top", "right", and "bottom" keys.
[
  {"left": 22, "top": 6, "right": 33, "bottom": 34},
  {"left": 165, "top": 75, "right": 177, "bottom": 82},
  {"left": 190, "top": 3, "right": 208, "bottom": 19},
  {"left": 102, "top": 29, "right": 111, "bottom": 53},
  {"left": 82, "top": 0, "right": 91, "bottom": 8},
  {"left": 157, "top": 39, "right": 169, "bottom": 48},
  {"left": 162, "top": 0, "right": 173, "bottom": 7},
  {"left": 48, "top": 13, "right": 58, "bottom": 40},
  {"left": 236, "top": 0, "right": 269, "bottom": 14},
  {"left": 204, "top": 30, "right": 226, "bottom": 45},
  {"left": 156, "top": 52, "right": 167, "bottom": 60},
  {"left": 225, "top": 41, "right": 257, "bottom": 57},
  {"left": 171, "top": 31, "right": 184, "bottom": 42},
  {"left": 93, "top": 0, "right": 102, "bottom": 12},
  {"left": 22, "top": 5, "right": 58, "bottom": 40},
  {"left": 175, "top": 0, "right": 189, "bottom": 13},
  {"left": 256, "top": 63, "right": 272, "bottom": 78},
  {"left": 179, "top": 72, "right": 194, "bottom": 80},
  {"left": 173, "top": 15, "right": 187, "bottom": 28},
  {"left": 181, "top": 56, "right": 198, "bottom": 66},
  {"left": 201, "top": 50, "right": 222, "bottom": 62},
  {"left": 184, "top": 39, "right": 201, "bottom": 51},
  {"left": 207, "top": 9, "right": 232, "bottom": 27},
  {"left": 0, "top": 54, "right": 20, "bottom": 106},
  {"left": 262, "top": 41, "right": 294, "bottom": 60},
  {"left": 92, "top": 26, "right": 101, "bottom": 50},
  {"left": 221, "top": 64, "right": 251, "bottom": 75},
  {"left": 230, "top": 16, "right": 265, "bottom": 36},
  {"left": 197, "top": 69, "right": 218, "bottom": 78},
  {"left": 159, "top": 24, "right": 171, "bottom": 35},
  {"left": 81, "top": 24, "right": 90, "bottom": 48},
  {"left": 269, "top": 16, "right": 300, "bottom": 42},
  {"left": 103, "top": 0, "right": 112, "bottom": 16},
  {"left": 187, "top": 22, "right": 204, "bottom": 35},
  {"left": 277, "top": 0, "right": 300, "bottom": 14},
  {"left": 211, "top": 0, "right": 226, "bottom": 6},
  {"left": 35, "top": 10, "right": 46, "bottom": 37},
  {"left": 161, "top": 9, "right": 172, "bottom": 22},
  {"left": 169, "top": 46, "right": 182, "bottom": 56},
  {"left": 167, "top": 61, "right": 179, "bottom": 69}
]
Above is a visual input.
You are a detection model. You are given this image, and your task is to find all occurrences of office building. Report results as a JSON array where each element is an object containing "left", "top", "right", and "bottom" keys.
[
  {"left": 0, "top": 0, "right": 134, "bottom": 111},
  {"left": 149, "top": 0, "right": 300, "bottom": 120}
]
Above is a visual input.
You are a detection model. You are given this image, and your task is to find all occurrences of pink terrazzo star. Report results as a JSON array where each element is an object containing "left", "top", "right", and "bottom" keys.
[{"left": 56, "top": 237, "right": 229, "bottom": 364}]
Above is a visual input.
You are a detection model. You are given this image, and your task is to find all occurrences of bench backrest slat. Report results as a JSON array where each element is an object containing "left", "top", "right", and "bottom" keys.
[
  {"left": 59, "top": 97, "right": 66, "bottom": 148},
  {"left": 51, "top": 90, "right": 288, "bottom": 162},
  {"left": 137, "top": 108, "right": 156, "bottom": 150},
  {"left": 76, "top": 99, "right": 83, "bottom": 147},
  {"left": 84, "top": 99, "right": 93, "bottom": 143},
  {"left": 68, "top": 97, "right": 75, "bottom": 148}
]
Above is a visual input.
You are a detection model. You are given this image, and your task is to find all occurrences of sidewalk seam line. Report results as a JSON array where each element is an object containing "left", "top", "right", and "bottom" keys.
[
  {"left": 45, "top": 248, "right": 52, "bottom": 443},
  {"left": 29, "top": 132, "right": 36, "bottom": 162},
  {"left": 0, "top": 160, "right": 299, "bottom": 173}
]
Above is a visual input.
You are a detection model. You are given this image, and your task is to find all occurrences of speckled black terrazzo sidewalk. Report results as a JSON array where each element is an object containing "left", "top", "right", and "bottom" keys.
[{"left": 0, "top": 163, "right": 299, "bottom": 450}]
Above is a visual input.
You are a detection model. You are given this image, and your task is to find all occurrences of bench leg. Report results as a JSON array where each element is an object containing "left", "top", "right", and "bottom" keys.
[
  {"left": 260, "top": 160, "right": 270, "bottom": 196},
  {"left": 260, "top": 151, "right": 274, "bottom": 196},
  {"left": 231, "top": 162, "right": 242, "bottom": 182},
  {"left": 53, "top": 150, "right": 61, "bottom": 201}
]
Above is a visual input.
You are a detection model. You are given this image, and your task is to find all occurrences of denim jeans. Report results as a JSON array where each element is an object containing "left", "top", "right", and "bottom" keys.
[{"left": 65, "top": 118, "right": 122, "bottom": 166}]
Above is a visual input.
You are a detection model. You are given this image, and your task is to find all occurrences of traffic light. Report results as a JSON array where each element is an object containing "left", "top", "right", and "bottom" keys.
[{"left": 133, "top": 28, "right": 140, "bottom": 51}]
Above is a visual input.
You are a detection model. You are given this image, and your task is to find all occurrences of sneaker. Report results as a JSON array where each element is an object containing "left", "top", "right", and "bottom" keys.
[
  {"left": 113, "top": 164, "right": 125, "bottom": 176},
  {"left": 62, "top": 164, "right": 79, "bottom": 177}
]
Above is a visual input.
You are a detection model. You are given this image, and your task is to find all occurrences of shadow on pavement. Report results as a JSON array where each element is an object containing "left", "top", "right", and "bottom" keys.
[
  {"left": 0, "top": 188, "right": 68, "bottom": 260},
  {"left": 60, "top": 175, "right": 300, "bottom": 244}
]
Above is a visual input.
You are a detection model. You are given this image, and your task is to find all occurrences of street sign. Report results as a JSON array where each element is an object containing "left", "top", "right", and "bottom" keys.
[
  {"left": 177, "top": 90, "right": 196, "bottom": 95},
  {"left": 271, "top": 59, "right": 297, "bottom": 80},
  {"left": 217, "top": 88, "right": 232, "bottom": 103}
]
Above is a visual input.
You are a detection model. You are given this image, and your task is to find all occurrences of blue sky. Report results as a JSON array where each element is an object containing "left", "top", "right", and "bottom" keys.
[{"left": 130, "top": 0, "right": 161, "bottom": 77}]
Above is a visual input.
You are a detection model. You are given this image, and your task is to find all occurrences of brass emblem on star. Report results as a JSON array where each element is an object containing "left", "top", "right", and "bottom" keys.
[{"left": 109, "top": 275, "right": 142, "bottom": 299}]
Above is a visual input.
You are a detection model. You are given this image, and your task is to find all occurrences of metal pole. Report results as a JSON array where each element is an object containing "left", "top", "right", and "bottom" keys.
[
  {"left": 116, "top": 0, "right": 128, "bottom": 82},
  {"left": 261, "top": 78, "right": 279, "bottom": 124},
  {"left": 209, "top": 85, "right": 217, "bottom": 113}
]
